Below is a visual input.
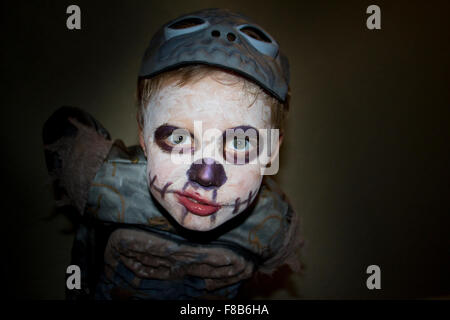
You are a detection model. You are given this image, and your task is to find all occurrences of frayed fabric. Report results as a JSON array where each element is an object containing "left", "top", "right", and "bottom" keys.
[{"left": 44, "top": 118, "right": 113, "bottom": 213}]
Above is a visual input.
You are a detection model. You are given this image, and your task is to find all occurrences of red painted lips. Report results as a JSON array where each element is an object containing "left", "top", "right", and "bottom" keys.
[{"left": 175, "top": 191, "right": 221, "bottom": 216}]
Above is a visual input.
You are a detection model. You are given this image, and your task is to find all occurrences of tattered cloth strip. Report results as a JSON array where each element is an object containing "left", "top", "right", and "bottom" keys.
[
  {"left": 98, "top": 228, "right": 254, "bottom": 299},
  {"left": 44, "top": 118, "right": 113, "bottom": 213}
]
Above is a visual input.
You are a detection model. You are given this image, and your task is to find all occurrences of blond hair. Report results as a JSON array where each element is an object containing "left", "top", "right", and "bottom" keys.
[{"left": 137, "top": 64, "right": 290, "bottom": 135}]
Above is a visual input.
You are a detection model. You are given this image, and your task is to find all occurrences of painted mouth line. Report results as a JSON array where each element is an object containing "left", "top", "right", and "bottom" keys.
[
  {"left": 175, "top": 191, "right": 221, "bottom": 216},
  {"left": 148, "top": 171, "right": 259, "bottom": 218}
]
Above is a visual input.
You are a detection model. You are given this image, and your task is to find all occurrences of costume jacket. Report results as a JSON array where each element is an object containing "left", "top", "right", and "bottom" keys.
[{"left": 43, "top": 106, "right": 303, "bottom": 300}]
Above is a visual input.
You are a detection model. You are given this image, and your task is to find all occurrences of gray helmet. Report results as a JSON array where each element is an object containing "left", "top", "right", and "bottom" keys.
[{"left": 138, "top": 8, "right": 290, "bottom": 102}]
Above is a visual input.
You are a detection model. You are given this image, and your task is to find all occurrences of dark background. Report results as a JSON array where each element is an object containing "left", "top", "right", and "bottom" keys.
[{"left": 2, "top": 0, "right": 449, "bottom": 299}]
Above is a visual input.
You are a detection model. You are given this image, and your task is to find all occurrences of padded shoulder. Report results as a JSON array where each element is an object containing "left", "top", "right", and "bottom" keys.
[{"left": 43, "top": 106, "right": 113, "bottom": 213}]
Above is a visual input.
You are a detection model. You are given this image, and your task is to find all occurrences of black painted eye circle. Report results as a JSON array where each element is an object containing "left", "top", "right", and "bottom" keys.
[{"left": 211, "top": 30, "right": 220, "bottom": 37}]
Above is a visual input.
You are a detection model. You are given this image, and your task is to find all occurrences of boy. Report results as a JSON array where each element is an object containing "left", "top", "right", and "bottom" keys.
[{"left": 43, "top": 8, "right": 302, "bottom": 299}]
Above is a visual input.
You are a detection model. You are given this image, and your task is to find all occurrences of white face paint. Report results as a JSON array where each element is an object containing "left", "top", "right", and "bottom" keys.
[{"left": 140, "top": 72, "right": 276, "bottom": 231}]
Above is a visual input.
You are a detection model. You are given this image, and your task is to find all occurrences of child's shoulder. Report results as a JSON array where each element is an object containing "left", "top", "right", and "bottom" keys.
[{"left": 43, "top": 106, "right": 113, "bottom": 213}]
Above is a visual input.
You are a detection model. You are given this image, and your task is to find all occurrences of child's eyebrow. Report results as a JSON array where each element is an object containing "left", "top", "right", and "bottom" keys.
[
  {"left": 223, "top": 125, "right": 259, "bottom": 136},
  {"left": 154, "top": 124, "right": 194, "bottom": 139}
]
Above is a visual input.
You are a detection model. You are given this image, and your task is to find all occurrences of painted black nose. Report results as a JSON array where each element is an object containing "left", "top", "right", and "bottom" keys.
[{"left": 187, "top": 158, "right": 227, "bottom": 188}]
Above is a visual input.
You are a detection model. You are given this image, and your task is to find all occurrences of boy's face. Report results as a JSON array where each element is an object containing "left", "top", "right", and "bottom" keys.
[{"left": 140, "top": 72, "right": 279, "bottom": 231}]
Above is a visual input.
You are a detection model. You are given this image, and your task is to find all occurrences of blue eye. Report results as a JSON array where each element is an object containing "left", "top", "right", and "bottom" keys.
[
  {"left": 168, "top": 132, "right": 191, "bottom": 145},
  {"left": 229, "top": 137, "right": 250, "bottom": 151}
]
